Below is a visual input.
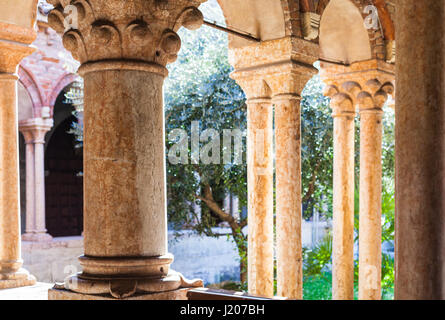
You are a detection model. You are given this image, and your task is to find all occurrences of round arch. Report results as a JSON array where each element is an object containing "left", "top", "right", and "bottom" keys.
[
  {"left": 48, "top": 73, "right": 80, "bottom": 116},
  {"left": 319, "top": 0, "right": 373, "bottom": 64},
  {"left": 45, "top": 86, "right": 83, "bottom": 238}
]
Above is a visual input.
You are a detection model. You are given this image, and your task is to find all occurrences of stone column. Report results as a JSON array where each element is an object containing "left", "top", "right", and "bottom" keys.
[
  {"left": 21, "top": 131, "right": 35, "bottom": 238},
  {"left": 273, "top": 68, "right": 316, "bottom": 300},
  {"left": 47, "top": 0, "right": 205, "bottom": 300},
  {"left": 330, "top": 92, "right": 356, "bottom": 300},
  {"left": 321, "top": 60, "right": 395, "bottom": 300},
  {"left": 246, "top": 97, "right": 274, "bottom": 297},
  {"left": 231, "top": 38, "right": 318, "bottom": 299},
  {"left": 20, "top": 118, "right": 53, "bottom": 242},
  {"left": 226, "top": 75, "right": 275, "bottom": 296},
  {"left": 357, "top": 81, "right": 392, "bottom": 300},
  {"left": 395, "top": 0, "right": 445, "bottom": 300},
  {"left": 0, "top": 22, "right": 37, "bottom": 289}
]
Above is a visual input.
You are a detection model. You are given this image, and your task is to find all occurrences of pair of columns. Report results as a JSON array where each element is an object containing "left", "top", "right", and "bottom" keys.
[
  {"left": 19, "top": 118, "right": 53, "bottom": 242},
  {"left": 0, "top": 22, "right": 37, "bottom": 289},
  {"left": 231, "top": 38, "right": 319, "bottom": 299},
  {"left": 321, "top": 60, "right": 394, "bottom": 300}
]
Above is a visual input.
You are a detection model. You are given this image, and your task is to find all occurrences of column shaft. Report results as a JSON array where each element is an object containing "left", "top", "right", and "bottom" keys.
[
  {"left": 332, "top": 112, "right": 355, "bottom": 300},
  {"left": 24, "top": 141, "right": 35, "bottom": 234},
  {"left": 33, "top": 141, "right": 47, "bottom": 234},
  {"left": 247, "top": 99, "right": 274, "bottom": 297},
  {"left": 0, "top": 74, "right": 22, "bottom": 273},
  {"left": 275, "top": 95, "right": 302, "bottom": 299},
  {"left": 359, "top": 110, "right": 383, "bottom": 300},
  {"left": 395, "top": 0, "right": 445, "bottom": 300},
  {"left": 83, "top": 66, "right": 167, "bottom": 259}
]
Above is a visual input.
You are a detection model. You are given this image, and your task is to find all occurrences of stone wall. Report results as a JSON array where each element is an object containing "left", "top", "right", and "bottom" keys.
[
  {"left": 22, "top": 237, "right": 83, "bottom": 283},
  {"left": 22, "top": 223, "right": 330, "bottom": 284}
]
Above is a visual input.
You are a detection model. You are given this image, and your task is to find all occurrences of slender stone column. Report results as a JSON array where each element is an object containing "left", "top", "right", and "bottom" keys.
[
  {"left": 19, "top": 118, "right": 53, "bottom": 242},
  {"left": 47, "top": 0, "right": 205, "bottom": 300},
  {"left": 21, "top": 132, "right": 35, "bottom": 237},
  {"left": 358, "top": 107, "right": 382, "bottom": 300},
  {"left": 246, "top": 97, "right": 274, "bottom": 297},
  {"left": 357, "top": 82, "right": 392, "bottom": 300},
  {"left": 274, "top": 94, "right": 302, "bottom": 299},
  {"left": 395, "top": 0, "right": 445, "bottom": 300},
  {"left": 0, "top": 24, "right": 37, "bottom": 289},
  {"left": 231, "top": 39, "right": 318, "bottom": 299},
  {"left": 330, "top": 94, "right": 356, "bottom": 300},
  {"left": 321, "top": 60, "right": 395, "bottom": 300},
  {"left": 273, "top": 66, "right": 315, "bottom": 300}
]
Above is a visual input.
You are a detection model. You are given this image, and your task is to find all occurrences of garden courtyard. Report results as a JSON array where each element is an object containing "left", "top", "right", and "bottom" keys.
[{"left": 0, "top": 0, "right": 442, "bottom": 301}]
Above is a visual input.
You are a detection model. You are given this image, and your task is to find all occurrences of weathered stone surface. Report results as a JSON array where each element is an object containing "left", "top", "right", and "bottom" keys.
[
  {"left": 321, "top": 60, "right": 394, "bottom": 300},
  {"left": 0, "top": 11, "right": 38, "bottom": 289},
  {"left": 19, "top": 118, "right": 54, "bottom": 242},
  {"left": 395, "top": 0, "right": 445, "bottom": 300},
  {"left": 48, "top": 287, "right": 189, "bottom": 300},
  {"left": 46, "top": 0, "right": 206, "bottom": 299}
]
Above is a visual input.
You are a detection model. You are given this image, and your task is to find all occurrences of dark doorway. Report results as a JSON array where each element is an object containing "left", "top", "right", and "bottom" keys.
[{"left": 45, "top": 115, "right": 83, "bottom": 237}]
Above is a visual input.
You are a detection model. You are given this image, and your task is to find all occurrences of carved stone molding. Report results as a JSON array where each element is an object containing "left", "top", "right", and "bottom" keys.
[
  {"left": 47, "top": 0, "right": 206, "bottom": 66},
  {"left": 230, "top": 37, "right": 319, "bottom": 100},
  {"left": 320, "top": 59, "right": 395, "bottom": 115},
  {"left": 19, "top": 118, "right": 54, "bottom": 144}
]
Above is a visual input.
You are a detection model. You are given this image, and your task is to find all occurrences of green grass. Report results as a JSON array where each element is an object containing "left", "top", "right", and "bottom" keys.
[{"left": 303, "top": 272, "right": 394, "bottom": 300}]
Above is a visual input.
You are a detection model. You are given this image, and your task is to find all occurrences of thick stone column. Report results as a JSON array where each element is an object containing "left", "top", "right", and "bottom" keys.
[
  {"left": 47, "top": 0, "right": 205, "bottom": 300},
  {"left": 0, "top": 22, "right": 37, "bottom": 289},
  {"left": 19, "top": 118, "right": 53, "bottom": 242},
  {"left": 395, "top": 0, "right": 445, "bottom": 300}
]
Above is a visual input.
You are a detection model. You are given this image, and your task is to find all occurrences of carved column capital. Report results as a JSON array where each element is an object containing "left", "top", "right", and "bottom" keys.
[
  {"left": 19, "top": 118, "right": 54, "bottom": 144},
  {"left": 47, "top": 0, "right": 205, "bottom": 70},
  {"left": 0, "top": 22, "right": 37, "bottom": 74},
  {"left": 320, "top": 59, "right": 395, "bottom": 116},
  {"left": 230, "top": 37, "right": 319, "bottom": 100}
]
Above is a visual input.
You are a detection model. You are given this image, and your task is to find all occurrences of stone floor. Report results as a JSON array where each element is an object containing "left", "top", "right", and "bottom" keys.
[{"left": 0, "top": 283, "right": 52, "bottom": 300}]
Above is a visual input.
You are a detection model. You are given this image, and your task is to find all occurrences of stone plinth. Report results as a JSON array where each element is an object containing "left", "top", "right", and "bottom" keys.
[{"left": 48, "top": 288, "right": 189, "bottom": 300}]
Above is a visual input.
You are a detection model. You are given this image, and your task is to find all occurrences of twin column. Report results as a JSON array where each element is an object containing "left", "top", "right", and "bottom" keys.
[
  {"left": 232, "top": 54, "right": 317, "bottom": 299},
  {"left": 322, "top": 64, "right": 394, "bottom": 300},
  {"left": 19, "top": 118, "right": 53, "bottom": 242},
  {"left": 245, "top": 92, "right": 305, "bottom": 299}
]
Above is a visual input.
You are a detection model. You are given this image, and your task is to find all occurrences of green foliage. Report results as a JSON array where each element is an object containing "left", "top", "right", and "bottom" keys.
[
  {"left": 303, "top": 233, "right": 333, "bottom": 277},
  {"left": 303, "top": 273, "right": 333, "bottom": 300},
  {"left": 165, "top": 21, "right": 247, "bottom": 237},
  {"left": 301, "top": 73, "right": 334, "bottom": 219}
]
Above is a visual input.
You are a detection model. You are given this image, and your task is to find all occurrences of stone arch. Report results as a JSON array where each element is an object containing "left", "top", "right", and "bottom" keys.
[
  {"left": 216, "top": 0, "right": 289, "bottom": 48},
  {"left": 316, "top": 0, "right": 390, "bottom": 60},
  {"left": 18, "top": 65, "right": 44, "bottom": 116},
  {"left": 48, "top": 73, "right": 79, "bottom": 117},
  {"left": 319, "top": 0, "right": 375, "bottom": 64}
]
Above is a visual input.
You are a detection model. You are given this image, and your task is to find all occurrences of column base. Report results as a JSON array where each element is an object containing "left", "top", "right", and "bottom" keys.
[
  {"left": 22, "top": 233, "right": 53, "bottom": 242},
  {"left": 0, "top": 268, "right": 36, "bottom": 289},
  {"left": 50, "top": 270, "right": 203, "bottom": 300},
  {"left": 49, "top": 287, "right": 190, "bottom": 300}
]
